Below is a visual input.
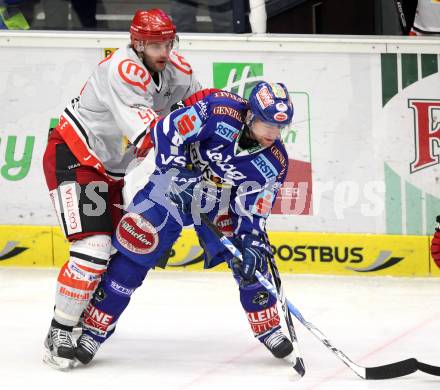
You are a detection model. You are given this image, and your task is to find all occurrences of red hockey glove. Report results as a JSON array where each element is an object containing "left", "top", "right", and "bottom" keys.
[
  {"left": 431, "top": 215, "right": 440, "bottom": 268},
  {"left": 170, "top": 88, "right": 220, "bottom": 111},
  {"left": 183, "top": 88, "right": 220, "bottom": 105}
]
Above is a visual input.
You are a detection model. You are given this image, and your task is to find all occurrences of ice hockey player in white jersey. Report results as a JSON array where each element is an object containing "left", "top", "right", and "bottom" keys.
[{"left": 42, "top": 8, "right": 214, "bottom": 370}]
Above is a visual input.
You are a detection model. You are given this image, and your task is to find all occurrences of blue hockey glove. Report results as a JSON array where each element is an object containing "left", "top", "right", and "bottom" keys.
[
  {"left": 168, "top": 166, "right": 202, "bottom": 213},
  {"left": 233, "top": 234, "right": 268, "bottom": 281}
]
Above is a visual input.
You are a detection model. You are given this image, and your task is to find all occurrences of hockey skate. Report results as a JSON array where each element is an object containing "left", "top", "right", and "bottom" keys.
[
  {"left": 262, "top": 329, "right": 293, "bottom": 359},
  {"left": 75, "top": 333, "right": 101, "bottom": 365},
  {"left": 43, "top": 326, "right": 76, "bottom": 370}
]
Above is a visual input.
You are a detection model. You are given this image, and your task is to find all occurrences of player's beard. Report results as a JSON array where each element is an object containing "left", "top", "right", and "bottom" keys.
[{"left": 144, "top": 55, "right": 168, "bottom": 73}]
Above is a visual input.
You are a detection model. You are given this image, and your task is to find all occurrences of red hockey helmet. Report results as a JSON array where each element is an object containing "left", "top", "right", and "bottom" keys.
[{"left": 130, "top": 9, "right": 176, "bottom": 43}]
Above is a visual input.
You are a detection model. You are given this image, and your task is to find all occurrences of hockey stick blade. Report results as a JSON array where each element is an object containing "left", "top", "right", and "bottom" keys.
[
  {"left": 287, "top": 297, "right": 420, "bottom": 380},
  {"left": 365, "top": 358, "right": 418, "bottom": 379},
  {"left": 417, "top": 361, "right": 440, "bottom": 376},
  {"left": 285, "top": 288, "right": 420, "bottom": 380},
  {"left": 197, "top": 213, "right": 419, "bottom": 380},
  {"left": 293, "top": 358, "right": 306, "bottom": 377}
]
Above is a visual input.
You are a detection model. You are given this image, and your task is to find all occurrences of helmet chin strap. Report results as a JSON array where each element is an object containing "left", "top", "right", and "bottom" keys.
[
  {"left": 245, "top": 111, "right": 259, "bottom": 140},
  {"left": 245, "top": 110, "right": 254, "bottom": 127}
]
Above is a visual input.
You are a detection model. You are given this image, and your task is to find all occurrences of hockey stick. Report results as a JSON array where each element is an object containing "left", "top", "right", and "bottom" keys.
[
  {"left": 199, "top": 213, "right": 418, "bottom": 379},
  {"left": 262, "top": 231, "right": 306, "bottom": 378},
  {"left": 393, "top": 0, "right": 408, "bottom": 34},
  {"left": 418, "top": 361, "right": 440, "bottom": 376}
]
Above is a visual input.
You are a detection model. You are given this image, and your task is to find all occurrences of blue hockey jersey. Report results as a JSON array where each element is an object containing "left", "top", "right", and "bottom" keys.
[{"left": 152, "top": 91, "right": 289, "bottom": 267}]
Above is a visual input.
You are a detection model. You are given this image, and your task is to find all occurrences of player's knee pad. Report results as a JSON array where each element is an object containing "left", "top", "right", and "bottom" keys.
[
  {"left": 238, "top": 275, "right": 281, "bottom": 340},
  {"left": 70, "top": 234, "right": 112, "bottom": 268},
  {"left": 82, "top": 252, "right": 150, "bottom": 342},
  {"left": 54, "top": 235, "right": 112, "bottom": 325}
]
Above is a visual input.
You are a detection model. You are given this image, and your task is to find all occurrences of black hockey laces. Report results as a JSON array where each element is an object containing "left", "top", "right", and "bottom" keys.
[
  {"left": 79, "top": 334, "right": 100, "bottom": 355},
  {"left": 52, "top": 328, "right": 75, "bottom": 347}
]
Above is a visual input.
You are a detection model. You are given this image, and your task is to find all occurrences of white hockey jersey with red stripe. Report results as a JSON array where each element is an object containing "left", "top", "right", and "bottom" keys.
[{"left": 57, "top": 45, "right": 202, "bottom": 179}]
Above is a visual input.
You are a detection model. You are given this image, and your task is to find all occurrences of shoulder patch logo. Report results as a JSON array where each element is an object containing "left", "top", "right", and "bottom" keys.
[
  {"left": 169, "top": 51, "right": 193, "bottom": 75},
  {"left": 173, "top": 107, "right": 202, "bottom": 139},
  {"left": 118, "top": 59, "right": 151, "bottom": 92}
]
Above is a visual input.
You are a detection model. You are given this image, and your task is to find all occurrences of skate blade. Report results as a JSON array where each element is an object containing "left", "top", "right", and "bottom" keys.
[
  {"left": 72, "top": 358, "right": 82, "bottom": 368},
  {"left": 43, "top": 348, "right": 75, "bottom": 371}
]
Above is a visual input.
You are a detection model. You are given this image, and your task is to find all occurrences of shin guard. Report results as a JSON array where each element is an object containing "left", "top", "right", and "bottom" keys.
[
  {"left": 82, "top": 252, "right": 150, "bottom": 343},
  {"left": 54, "top": 235, "right": 111, "bottom": 326},
  {"left": 238, "top": 276, "right": 281, "bottom": 341}
]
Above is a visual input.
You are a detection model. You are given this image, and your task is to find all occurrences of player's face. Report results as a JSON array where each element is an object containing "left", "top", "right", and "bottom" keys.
[
  {"left": 142, "top": 40, "right": 174, "bottom": 72},
  {"left": 249, "top": 118, "right": 282, "bottom": 147}
]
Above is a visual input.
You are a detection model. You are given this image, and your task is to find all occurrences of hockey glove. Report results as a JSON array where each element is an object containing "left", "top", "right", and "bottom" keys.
[
  {"left": 168, "top": 166, "right": 202, "bottom": 213},
  {"left": 233, "top": 234, "right": 268, "bottom": 281},
  {"left": 431, "top": 215, "right": 440, "bottom": 268},
  {"left": 170, "top": 88, "right": 219, "bottom": 111}
]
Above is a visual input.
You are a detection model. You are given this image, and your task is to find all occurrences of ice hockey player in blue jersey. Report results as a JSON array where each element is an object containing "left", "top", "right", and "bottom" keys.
[{"left": 74, "top": 81, "right": 295, "bottom": 366}]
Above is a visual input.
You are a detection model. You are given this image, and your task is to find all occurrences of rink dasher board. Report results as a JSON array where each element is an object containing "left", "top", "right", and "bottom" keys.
[
  {"left": 0, "top": 225, "right": 435, "bottom": 277},
  {"left": 0, "top": 32, "right": 438, "bottom": 239}
]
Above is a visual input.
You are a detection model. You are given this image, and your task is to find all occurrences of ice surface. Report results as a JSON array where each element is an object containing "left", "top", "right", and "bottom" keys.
[{"left": 0, "top": 268, "right": 439, "bottom": 389}]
